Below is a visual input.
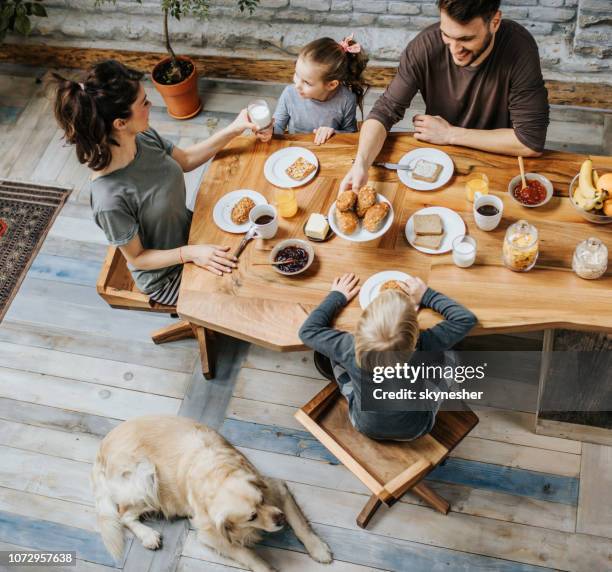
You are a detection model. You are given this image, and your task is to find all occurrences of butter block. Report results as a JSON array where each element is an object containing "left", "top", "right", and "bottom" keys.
[{"left": 305, "top": 213, "right": 329, "bottom": 240}]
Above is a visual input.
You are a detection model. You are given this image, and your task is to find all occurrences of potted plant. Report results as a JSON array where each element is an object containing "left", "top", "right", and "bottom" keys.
[
  {"left": 99, "top": 0, "right": 259, "bottom": 119},
  {"left": 0, "top": 0, "right": 47, "bottom": 43}
]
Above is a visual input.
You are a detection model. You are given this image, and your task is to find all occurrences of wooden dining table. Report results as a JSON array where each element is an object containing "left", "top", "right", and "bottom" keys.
[{"left": 178, "top": 132, "right": 612, "bottom": 352}]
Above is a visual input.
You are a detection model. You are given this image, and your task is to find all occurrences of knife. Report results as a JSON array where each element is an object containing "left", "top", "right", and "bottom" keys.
[{"left": 373, "top": 162, "right": 415, "bottom": 171}]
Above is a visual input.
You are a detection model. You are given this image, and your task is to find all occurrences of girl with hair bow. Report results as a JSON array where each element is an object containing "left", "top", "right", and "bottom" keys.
[{"left": 271, "top": 34, "right": 369, "bottom": 145}]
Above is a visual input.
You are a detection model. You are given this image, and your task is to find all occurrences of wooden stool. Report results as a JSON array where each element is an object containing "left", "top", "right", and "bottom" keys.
[
  {"left": 96, "top": 246, "right": 214, "bottom": 379},
  {"left": 295, "top": 383, "right": 479, "bottom": 528}
]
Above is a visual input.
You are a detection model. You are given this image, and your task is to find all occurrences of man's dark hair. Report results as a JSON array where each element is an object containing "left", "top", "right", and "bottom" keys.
[{"left": 437, "top": 0, "right": 501, "bottom": 23}]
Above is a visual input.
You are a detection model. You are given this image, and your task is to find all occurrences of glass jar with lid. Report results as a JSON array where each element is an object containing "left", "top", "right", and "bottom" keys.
[
  {"left": 572, "top": 237, "right": 608, "bottom": 279},
  {"left": 503, "top": 219, "right": 539, "bottom": 272}
]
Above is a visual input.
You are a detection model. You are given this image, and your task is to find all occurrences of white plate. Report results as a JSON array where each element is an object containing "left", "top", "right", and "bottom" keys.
[
  {"left": 405, "top": 206, "right": 465, "bottom": 254},
  {"left": 213, "top": 189, "right": 268, "bottom": 234},
  {"left": 397, "top": 148, "right": 454, "bottom": 191},
  {"left": 328, "top": 194, "right": 394, "bottom": 243},
  {"left": 359, "top": 270, "right": 411, "bottom": 309},
  {"left": 264, "top": 147, "right": 319, "bottom": 189}
]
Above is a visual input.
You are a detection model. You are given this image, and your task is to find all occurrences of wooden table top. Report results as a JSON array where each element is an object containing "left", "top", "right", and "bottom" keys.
[{"left": 178, "top": 133, "right": 612, "bottom": 351}]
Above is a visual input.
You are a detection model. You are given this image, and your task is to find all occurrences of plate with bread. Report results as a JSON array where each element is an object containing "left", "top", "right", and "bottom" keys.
[
  {"left": 213, "top": 189, "right": 268, "bottom": 233},
  {"left": 328, "top": 186, "right": 394, "bottom": 242},
  {"left": 397, "top": 148, "right": 454, "bottom": 191},
  {"left": 405, "top": 206, "right": 465, "bottom": 254},
  {"left": 264, "top": 147, "right": 319, "bottom": 189},
  {"left": 359, "top": 270, "right": 411, "bottom": 309}
]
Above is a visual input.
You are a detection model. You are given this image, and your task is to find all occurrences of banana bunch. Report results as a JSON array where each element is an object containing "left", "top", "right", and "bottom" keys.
[{"left": 573, "top": 160, "right": 608, "bottom": 212}]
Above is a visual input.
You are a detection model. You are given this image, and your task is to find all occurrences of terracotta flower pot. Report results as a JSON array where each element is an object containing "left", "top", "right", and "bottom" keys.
[{"left": 151, "top": 56, "right": 202, "bottom": 120}]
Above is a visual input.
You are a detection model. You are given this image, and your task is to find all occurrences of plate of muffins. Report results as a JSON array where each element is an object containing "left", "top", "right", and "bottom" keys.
[
  {"left": 328, "top": 186, "right": 394, "bottom": 242},
  {"left": 213, "top": 189, "right": 268, "bottom": 233},
  {"left": 359, "top": 270, "right": 411, "bottom": 309}
]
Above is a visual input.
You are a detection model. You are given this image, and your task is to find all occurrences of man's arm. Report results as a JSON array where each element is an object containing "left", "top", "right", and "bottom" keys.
[{"left": 413, "top": 115, "right": 542, "bottom": 157}]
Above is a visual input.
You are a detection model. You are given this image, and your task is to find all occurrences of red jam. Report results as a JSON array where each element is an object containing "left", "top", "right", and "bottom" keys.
[{"left": 513, "top": 179, "right": 547, "bottom": 205}]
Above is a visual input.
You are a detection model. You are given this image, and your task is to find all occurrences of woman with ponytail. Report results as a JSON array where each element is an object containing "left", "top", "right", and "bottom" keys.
[
  {"left": 272, "top": 34, "right": 369, "bottom": 145},
  {"left": 52, "top": 60, "right": 266, "bottom": 305}
]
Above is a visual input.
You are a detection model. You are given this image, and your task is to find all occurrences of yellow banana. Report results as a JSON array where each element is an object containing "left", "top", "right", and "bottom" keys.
[
  {"left": 593, "top": 170, "right": 599, "bottom": 185},
  {"left": 579, "top": 160, "right": 597, "bottom": 198}
]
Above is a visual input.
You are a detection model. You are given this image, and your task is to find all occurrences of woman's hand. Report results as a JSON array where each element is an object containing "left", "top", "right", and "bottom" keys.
[
  {"left": 313, "top": 126, "right": 335, "bottom": 145},
  {"left": 331, "top": 273, "right": 360, "bottom": 302},
  {"left": 229, "top": 109, "right": 259, "bottom": 136},
  {"left": 398, "top": 276, "right": 427, "bottom": 309},
  {"left": 255, "top": 119, "right": 274, "bottom": 143},
  {"left": 186, "top": 244, "right": 237, "bottom": 276}
]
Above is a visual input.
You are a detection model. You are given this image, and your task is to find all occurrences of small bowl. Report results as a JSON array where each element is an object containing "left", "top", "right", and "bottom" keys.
[
  {"left": 569, "top": 174, "right": 612, "bottom": 225},
  {"left": 270, "top": 239, "right": 314, "bottom": 276},
  {"left": 508, "top": 173, "right": 553, "bottom": 208}
]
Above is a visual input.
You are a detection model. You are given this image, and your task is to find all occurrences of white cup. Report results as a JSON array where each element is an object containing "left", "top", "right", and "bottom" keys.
[
  {"left": 247, "top": 99, "right": 272, "bottom": 131},
  {"left": 249, "top": 204, "right": 278, "bottom": 239},
  {"left": 474, "top": 192, "right": 504, "bottom": 231},
  {"left": 452, "top": 235, "right": 477, "bottom": 268}
]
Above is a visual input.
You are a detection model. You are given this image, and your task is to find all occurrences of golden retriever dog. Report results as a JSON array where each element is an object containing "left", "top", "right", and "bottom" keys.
[{"left": 91, "top": 416, "right": 332, "bottom": 572}]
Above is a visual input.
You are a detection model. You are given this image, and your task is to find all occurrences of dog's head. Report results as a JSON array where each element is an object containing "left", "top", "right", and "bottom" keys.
[{"left": 208, "top": 472, "right": 286, "bottom": 545}]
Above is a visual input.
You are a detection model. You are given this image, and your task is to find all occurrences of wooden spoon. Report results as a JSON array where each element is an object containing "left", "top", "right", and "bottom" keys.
[
  {"left": 518, "top": 156, "right": 527, "bottom": 190},
  {"left": 253, "top": 259, "right": 296, "bottom": 266}
]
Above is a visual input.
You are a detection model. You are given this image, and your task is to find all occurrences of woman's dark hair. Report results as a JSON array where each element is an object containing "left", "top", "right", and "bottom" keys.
[
  {"left": 50, "top": 60, "right": 144, "bottom": 171},
  {"left": 299, "top": 36, "right": 370, "bottom": 117},
  {"left": 437, "top": 0, "right": 501, "bottom": 23}
]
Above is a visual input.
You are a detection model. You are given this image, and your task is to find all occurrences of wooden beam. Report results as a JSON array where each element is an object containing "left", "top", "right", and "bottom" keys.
[{"left": 1, "top": 42, "right": 611, "bottom": 110}]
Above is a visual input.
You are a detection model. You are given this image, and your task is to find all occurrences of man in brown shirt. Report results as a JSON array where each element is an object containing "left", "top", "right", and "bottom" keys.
[{"left": 341, "top": 0, "right": 550, "bottom": 192}]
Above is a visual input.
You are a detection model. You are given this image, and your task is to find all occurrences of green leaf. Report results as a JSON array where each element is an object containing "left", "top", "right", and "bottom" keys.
[
  {"left": 15, "top": 4, "right": 27, "bottom": 18},
  {"left": 14, "top": 14, "right": 31, "bottom": 35},
  {"left": 30, "top": 3, "right": 46, "bottom": 16}
]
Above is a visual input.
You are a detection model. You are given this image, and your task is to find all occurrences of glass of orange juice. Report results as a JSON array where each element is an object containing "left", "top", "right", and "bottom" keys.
[
  {"left": 275, "top": 188, "right": 298, "bottom": 218},
  {"left": 465, "top": 173, "right": 489, "bottom": 202}
]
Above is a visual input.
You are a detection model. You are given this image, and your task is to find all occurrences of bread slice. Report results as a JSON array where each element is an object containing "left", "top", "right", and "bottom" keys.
[
  {"left": 412, "top": 159, "right": 443, "bottom": 183},
  {"left": 413, "top": 214, "right": 443, "bottom": 235},
  {"left": 286, "top": 157, "right": 317, "bottom": 181},
  {"left": 413, "top": 233, "right": 444, "bottom": 250}
]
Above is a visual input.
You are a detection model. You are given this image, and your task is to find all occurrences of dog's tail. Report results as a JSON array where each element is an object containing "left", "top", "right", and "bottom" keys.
[{"left": 91, "top": 456, "right": 125, "bottom": 562}]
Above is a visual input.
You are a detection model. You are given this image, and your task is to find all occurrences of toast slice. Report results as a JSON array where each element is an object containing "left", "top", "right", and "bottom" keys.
[
  {"left": 413, "top": 213, "right": 443, "bottom": 235},
  {"left": 286, "top": 157, "right": 317, "bottom": 181},
  {"left": 413, "top": 233, "right": 444, "bottom": 250},
  {"left": 412, "top": 159, "right": 443, "bottom": 183}
]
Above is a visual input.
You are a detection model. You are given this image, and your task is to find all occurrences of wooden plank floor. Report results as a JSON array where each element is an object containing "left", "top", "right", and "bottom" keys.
[{"left": 0, "top": 63, "right": 610, "bottom": 572}]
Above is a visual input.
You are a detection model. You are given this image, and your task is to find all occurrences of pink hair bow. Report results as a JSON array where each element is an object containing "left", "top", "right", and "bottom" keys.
[{"left": 339, "top": 33, "right": 361, "bottom": 54}]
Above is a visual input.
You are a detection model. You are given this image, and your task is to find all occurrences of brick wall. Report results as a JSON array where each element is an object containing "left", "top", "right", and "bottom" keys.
[{"left": 24, "top": 0, "right": 612, "bottom": 81}]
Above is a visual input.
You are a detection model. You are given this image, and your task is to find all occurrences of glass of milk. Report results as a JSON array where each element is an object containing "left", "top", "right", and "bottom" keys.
[
  {"left": 452, "top": 235, "right": 477, "bottom": 268},
  {"left": 247, "top": 99, "right": 272, "bottom": 131}
]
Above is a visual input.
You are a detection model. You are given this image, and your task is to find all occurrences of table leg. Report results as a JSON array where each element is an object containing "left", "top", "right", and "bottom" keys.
[{"left": 192, "top": 324, "right": 214, "bottom": 380}]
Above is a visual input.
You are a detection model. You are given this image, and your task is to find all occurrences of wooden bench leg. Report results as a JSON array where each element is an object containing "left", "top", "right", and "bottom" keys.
[
  {"left": 412, "top": 482, "right": 450, "bottom": 515},
  {"left": 192, "top": 325, "right": 214, "bottom": 380},
  {"left": 151, "top": 320, "right": 194, "bottom": 344},
  {"left": 356, "top": 494, "right": 382, "bottom": 529}
]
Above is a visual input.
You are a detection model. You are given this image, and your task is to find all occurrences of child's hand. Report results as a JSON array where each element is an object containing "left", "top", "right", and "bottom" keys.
[
  {"left": 331, "top": 273, "right": 360, "bottom": 302},
  {"left": 399, "top": 276, "right": 427, "bottom": 309},
  {"left": 313, "top": 126, "right": 335, "bottom": 145}
]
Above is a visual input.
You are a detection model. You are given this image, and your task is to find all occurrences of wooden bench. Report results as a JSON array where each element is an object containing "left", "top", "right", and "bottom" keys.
[
  {"left": 96, "top": 246, "right": 214, "bottom": 379},
  {"left": 295, "top": 382, "right": 479, "bottom": 528}
]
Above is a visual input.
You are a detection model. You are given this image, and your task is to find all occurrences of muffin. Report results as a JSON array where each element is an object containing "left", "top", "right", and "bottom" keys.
[
  {"left": 363, "top": 202, "right": 390, "bottom": 232},
  {"left": 356, "top": 185, "right": 376, "bottom": 218},
  {"left": 335, "top": 208, "right": 359, "bottom": 235},
  {"left": 231, "top": 197, "right": 255, "bottom": 224},
  {"left": 336, "top": 190, "right": 357, "bottom": 212}
]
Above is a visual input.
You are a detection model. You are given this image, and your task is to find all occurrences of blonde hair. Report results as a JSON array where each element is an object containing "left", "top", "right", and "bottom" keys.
[{"left": 354, "top": 291, "right": 420, "bottom": 371}]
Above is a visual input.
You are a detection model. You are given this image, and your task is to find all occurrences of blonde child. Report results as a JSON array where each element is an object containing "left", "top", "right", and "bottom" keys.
[
  {"left": 299, "top": 274, "right": 477, "bottom": 440},
  {"left": 273, "top": 35, "right": 369, "bottom": 145}
]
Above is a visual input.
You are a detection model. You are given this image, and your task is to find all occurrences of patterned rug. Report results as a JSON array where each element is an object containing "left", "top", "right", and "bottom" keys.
[{"left": 0, "top": 180, "right": 72, "bottom": 323}]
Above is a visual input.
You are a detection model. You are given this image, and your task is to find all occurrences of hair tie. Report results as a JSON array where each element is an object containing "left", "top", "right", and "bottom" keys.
[{"left": 339, "top": 33, "right": 361, "bottom": 54}]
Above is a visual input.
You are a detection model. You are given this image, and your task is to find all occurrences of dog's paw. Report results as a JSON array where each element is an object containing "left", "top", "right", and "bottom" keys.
[
  {"left": 307, "top": 538, "right": 333, "bottom": 564},
  {"left": 141, "top": 529, "right": 162, "bottom": 551}
]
